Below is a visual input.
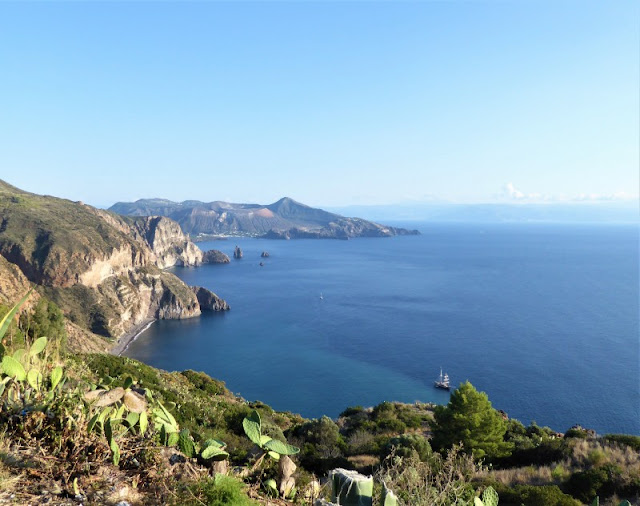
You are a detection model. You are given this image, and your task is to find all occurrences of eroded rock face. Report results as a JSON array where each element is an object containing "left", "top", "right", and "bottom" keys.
[
  {"left": 0, "top": 180, "right": 213, "bottom": 340},
  {"left": 191, "top": 286, "right": 230, "bottom": 311},
  {"left": 202, "top": 249, "right": 230, "bottom": 264},
  {"left": 130, "top": 216, "right": 203, "bottom": 268},
  {"left": 233, "top": 246, "right": 243, "bottom": 259}
]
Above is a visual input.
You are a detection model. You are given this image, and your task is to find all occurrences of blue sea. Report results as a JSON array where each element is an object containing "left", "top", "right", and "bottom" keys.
[{"left": 124, "top": 223, "right": 639, "bottom": 435}]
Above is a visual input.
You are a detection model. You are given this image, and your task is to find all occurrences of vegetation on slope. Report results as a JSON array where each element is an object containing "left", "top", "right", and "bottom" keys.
[{"left": 0, "top": 295, "right": 638, "bottom": 505}]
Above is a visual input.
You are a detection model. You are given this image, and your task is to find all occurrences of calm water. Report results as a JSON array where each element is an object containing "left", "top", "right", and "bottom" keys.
[{"left": 125, "top": 223, "right": 639, "bottom": 435}]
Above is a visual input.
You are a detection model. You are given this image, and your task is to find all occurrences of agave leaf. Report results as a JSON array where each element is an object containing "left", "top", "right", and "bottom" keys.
[
  {"left": 97, "top": 406, "right": 113, "bottom": 424},
  {"left": 29, "top": 336, "right": 47, "bottom": 357},
  {"left": 87, "top": 412, "right": 100, "bottom": 433},
  {"left": 50, "top": 366, "right": 63, "bottom": 390},
  {"left": 114, "top": 403, "right": 126, "bottom": 421},
  {"left": 123, "top": 390, "right": 147, "bottom": 413},
  {"left": 264, "top": 438, "right": 300, "bottom": 456},
  {"left": 104, "top": 418, "right": 114, "bottom": 444},
  {"left": 200, "top": 445, "right": 229, "bottom": 461},
  {"left": 139, "top": 411, "right": 148, "bottom": 435},
  {"left": 27, "top": 369, "right": 42, "bottom": 390},
  {"left": 0, "top": 289, "right": 33, "bottom": 341},
  {"left": 157, "top": 401, "right": 178, "bottom": 427},
  {"left": 242, "top": 410, "right": 262, "bottom": 446},
  {"left": 2, "top": 356, "right": 26, "bottom": 382},
  {"left": 110, "top": 439, "right": 120, "bottom": 466}
]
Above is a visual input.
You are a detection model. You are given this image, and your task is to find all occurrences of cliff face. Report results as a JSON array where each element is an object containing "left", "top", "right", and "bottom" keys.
[
  {"left": 130, "top": 216, "right": 203, "bottom": 268},
  {"left": 110, "top": 197, "right": 420, "bottom": 239},
  {"left": 0, "top": 180, "right": 211, "bottom": 340}
]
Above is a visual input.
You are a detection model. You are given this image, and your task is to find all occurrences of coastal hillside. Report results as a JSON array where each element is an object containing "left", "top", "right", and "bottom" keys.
[
  {"left": 110, "top": 197, "right": 420, "bottom": 239},
  {"left": 0, "top": 180, "right": 227, "bottom": 342}
]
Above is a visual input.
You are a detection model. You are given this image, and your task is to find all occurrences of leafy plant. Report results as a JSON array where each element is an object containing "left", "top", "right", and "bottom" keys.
[
  {"left": 242, "top": 409, "right": 300, "bottom": 461},
  {"left": 84, "top": 376, "right": 149, "bottom": 465}
]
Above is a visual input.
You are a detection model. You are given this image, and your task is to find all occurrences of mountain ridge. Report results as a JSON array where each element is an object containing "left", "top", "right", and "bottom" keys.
[{"left": 110, "top": 196, "right": 419, "bottom": 239}]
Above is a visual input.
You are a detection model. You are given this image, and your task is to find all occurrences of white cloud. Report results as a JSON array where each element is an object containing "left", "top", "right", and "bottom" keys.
[{"left": 498, "top": 184, "right": 637, "bottom": 203}]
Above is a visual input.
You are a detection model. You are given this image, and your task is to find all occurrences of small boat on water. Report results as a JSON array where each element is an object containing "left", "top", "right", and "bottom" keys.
[{"left": 434, "top": 368, "right": 450, "bottom": 390}]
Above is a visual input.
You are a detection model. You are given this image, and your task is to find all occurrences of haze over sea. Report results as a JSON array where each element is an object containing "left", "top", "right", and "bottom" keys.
[{"left": 125, "top": 222, "right": 639, "bottom": 435}]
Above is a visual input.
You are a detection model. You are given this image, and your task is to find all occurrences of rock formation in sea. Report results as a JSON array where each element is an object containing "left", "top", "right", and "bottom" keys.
[
  {"left": 191, "top": 286, "right": 230, "bottom": 311},
  {"left": 261, "top": 251, "right": 270, "bottom": 258},
  {"left": 233, "top": 245, "right": 243, "bottom": 259},
  {"left": 202, "top": 249, "right": 231, "bottom": 264}
]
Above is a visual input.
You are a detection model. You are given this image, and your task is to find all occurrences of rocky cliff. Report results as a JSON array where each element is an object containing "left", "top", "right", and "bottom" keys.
[
  {"left": 191, "top": 286, "right": 230, "bottom": 311},
  {"left": 129, "top": 216, "right": 203, "bottom": 268},
  {"left": 110, "top": 197, "right": 420, "bottom": 239},
  {"left": 0, "top": 180, "right": 226, "bottom": 342}
]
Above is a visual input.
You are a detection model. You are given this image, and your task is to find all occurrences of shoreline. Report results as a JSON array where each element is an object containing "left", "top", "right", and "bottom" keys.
[{"left": 110, "top": 318, "right": 155, "bottom": 357}]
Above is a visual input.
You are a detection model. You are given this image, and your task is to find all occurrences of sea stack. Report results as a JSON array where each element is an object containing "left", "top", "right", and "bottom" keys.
[{"left": 233, "top": 245, "right": 243, "bottom": 259}]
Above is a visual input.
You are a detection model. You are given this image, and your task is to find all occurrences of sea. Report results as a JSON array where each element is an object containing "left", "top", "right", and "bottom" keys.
[{"left": 124, "top": 222, "right": 639, "bottom": 435}]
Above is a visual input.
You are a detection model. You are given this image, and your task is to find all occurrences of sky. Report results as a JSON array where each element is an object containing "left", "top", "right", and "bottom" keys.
[{"left": 0, "top": 1, "right": 638, "bottom": 208}]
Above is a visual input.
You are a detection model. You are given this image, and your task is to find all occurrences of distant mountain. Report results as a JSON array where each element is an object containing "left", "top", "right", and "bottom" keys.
[{"left": 109, "top": 197, "right": 420, "bottom": 239}]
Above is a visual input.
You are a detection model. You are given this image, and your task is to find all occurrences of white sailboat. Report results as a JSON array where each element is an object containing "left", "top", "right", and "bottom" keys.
[{"left": 434, "top": 367, "right": 450, "bottom": 390}]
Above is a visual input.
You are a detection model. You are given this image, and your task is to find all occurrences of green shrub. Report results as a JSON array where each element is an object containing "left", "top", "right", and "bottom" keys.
[
  {"left": 604, "top": 434, "right": 640, "bottom": 452},
  {"left": 180, "top": 370, "right": 227, "bottom": 396},
  {"left": 289, "top": 415, "right": 348, "bottom": 474},
  {"left": 186, "top": 475, "right": 256, "bottom": 506},
  {"left": 381, "top": 434, "right": 432, "bottom": 462},
  {"left": 498, "top": 484, "right": 581, "bottom": 506}
]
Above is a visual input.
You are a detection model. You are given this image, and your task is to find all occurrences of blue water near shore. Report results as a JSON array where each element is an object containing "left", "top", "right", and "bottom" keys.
[{"left": 124, "top": 223, "right": 639, "bottom": 435}]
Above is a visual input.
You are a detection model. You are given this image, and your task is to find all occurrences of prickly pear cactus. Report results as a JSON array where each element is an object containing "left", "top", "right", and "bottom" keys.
[
  {"left": 330, "top": 468, "right": 373, "bottom": 506},
  {"left": 178, "top": 429, "right": 195, "bottom": 458},
  {"left": 482, "top": 486, "right": 499, "bottom": 506},
  {"left": 381, "top": 484, "right": 397, "bottom": 506}
]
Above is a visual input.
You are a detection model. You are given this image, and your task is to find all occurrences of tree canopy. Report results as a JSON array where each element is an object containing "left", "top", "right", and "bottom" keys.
[{"left": 430, "top": 381, "right": 513, "bottom": 460}]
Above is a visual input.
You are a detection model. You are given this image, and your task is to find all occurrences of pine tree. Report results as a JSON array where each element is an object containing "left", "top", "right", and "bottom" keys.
[{"left": 430, "top": 381, "right": 513, "bottom": 459}]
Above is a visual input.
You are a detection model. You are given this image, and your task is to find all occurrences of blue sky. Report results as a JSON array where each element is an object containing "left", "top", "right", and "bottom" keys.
[{"left": 1, "top": 1, "right": 637, "bottom": 207}]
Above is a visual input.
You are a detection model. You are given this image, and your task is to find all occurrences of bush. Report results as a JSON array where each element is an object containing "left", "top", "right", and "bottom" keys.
[
  {"left": 288, "top": 416, "right": 348, "bottom": 474},
  {"left": 180, "top": 370, "right": 227, "bottom": 396},
  {"left": 381, "top": 434, "right": 432, "bottom": 462},
  {"left": 604, "top": 434, "right": 640, "bottom": 452},
  {"left": 565, "top": 463, "right": 625, "bottom": 502},
  {"left": 186, "top": 475, "right": 256, "bottom": 506},
  {"left": 498, "top": 484, "right": 581, "bottom": 506}
]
